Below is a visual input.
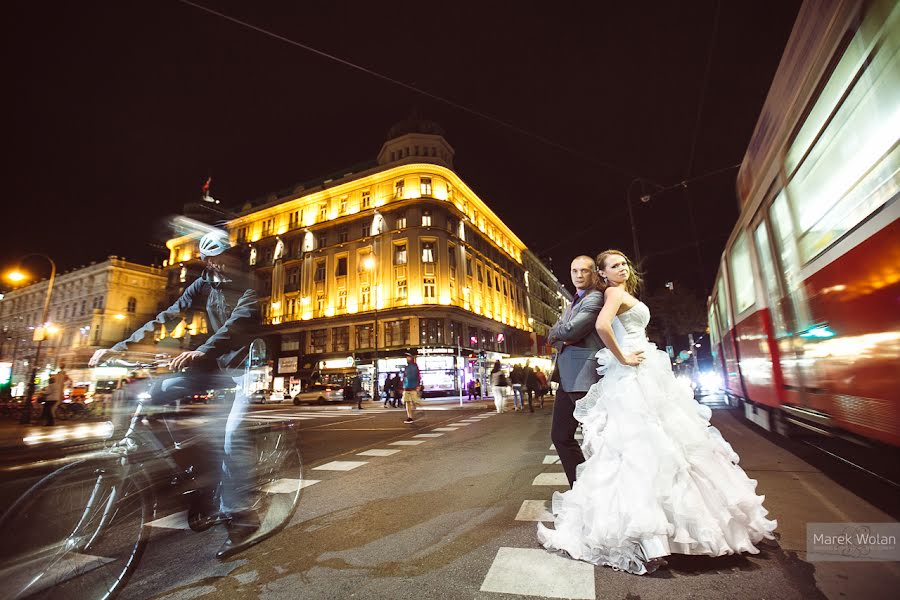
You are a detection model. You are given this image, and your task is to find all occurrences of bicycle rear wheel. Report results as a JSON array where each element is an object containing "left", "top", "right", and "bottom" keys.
[{"left": 0, "top": 457, "right": 151, "bottom": 600}]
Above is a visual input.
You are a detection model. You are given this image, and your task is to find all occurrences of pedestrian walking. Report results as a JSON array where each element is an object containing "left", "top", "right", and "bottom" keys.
[
  {"left": 53, "top": 361, "right": 71, "bottom": 422},
  {"left": 510, "top": 364, "right": 525, "bottom": 411},
  {"left": 383, "top": 374, "right": 393, "bottom": 407},
  {"left": 351, "top": 374, "right": 364, "bottom": 409},
  {"left": 402, "top": 352, "right": 421, "bottom": 423},
  {"left": 524, "top": 360, "right": 539, "bottom": 413},
  {"left": 490, "top": 361, "right": 509, "bottom": 414},
  {"left": 467, "top": 379, "right": 476, "bottom": 401},
  {"left": 391, "top": 373, "right": 403, "bottom": 408},
  {"left": 40, "top": 375, "right": 58, "bottom": 426},
  {"left": 535, "top": 368, "right": 549, "bottom": 408}
]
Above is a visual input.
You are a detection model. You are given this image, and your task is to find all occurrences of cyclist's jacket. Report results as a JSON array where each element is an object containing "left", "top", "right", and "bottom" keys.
[{"left": 112, "top": 270, "right": 260, "bottom": 374}]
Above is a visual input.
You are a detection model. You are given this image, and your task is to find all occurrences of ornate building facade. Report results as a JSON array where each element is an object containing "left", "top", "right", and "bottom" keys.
[
  {"left": 165, "top": 120, "right": 569, "bottom": 395},
  {"left": 0, "top": 257, "right": 167, "bottom": 389}
]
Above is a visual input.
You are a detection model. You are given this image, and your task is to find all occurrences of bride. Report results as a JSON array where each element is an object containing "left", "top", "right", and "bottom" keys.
[{"left": 537, "top": 249, "right": 777, "bottom": 575}]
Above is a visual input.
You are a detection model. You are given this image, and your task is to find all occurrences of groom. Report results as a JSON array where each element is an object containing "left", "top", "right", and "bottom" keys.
[{"left": 548, "top": 255, "right": 605, "bottom": 487}]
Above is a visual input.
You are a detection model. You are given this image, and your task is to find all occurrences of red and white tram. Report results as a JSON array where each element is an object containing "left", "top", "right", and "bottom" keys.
[{"left": 709, "top": 0, "right": 899, "bottom": 447}]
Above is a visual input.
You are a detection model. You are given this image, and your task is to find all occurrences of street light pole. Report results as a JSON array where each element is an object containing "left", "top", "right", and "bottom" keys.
[
  {"left": 15, "top": 254, "right": 57, "bottom": 424},
  {"left": 367, "top": 209, "right": 382, "bottom": 402}
]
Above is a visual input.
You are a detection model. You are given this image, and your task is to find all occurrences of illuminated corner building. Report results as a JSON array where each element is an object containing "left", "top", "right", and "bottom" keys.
[
  {"left": 0, "top": 256, "right": 167, "bottom": 390},
  {"left": 164, "top": 117, "right": 569, "bottom": 395}
]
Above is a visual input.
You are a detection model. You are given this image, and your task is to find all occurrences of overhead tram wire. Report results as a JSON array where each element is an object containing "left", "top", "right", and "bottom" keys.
[
  {"left": 536, "top": 161, "right": 741, "bottom": 256},
  {"left": 682, "top": 0, "right": 722, "bottom": 294},
  {"left": 175, "top": 0, "right": 638, "bottom": 181}
]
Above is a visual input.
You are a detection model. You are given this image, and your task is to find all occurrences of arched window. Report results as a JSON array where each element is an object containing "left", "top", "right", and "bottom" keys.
[{"left": 127, "top": 297, "right": 137, "bottom": 313}]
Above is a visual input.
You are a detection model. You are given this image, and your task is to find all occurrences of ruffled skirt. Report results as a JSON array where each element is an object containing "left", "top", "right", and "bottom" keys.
[{"left": 537, "top": 343, "right": 777, "bottom": 574}]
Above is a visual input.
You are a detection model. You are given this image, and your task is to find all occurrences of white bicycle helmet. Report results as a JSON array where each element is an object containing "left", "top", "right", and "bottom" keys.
[{"left": 198, "top": 229, "right": 231, "bottom": 258}]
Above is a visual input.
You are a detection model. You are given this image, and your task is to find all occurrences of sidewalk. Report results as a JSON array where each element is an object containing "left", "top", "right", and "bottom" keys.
[{"left": 408, "top": 394, "right": 494, "bottom": 411}]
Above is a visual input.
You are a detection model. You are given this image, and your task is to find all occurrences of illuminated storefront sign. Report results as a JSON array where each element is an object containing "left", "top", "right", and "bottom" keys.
[
  {"left": 321, "top": 356, "right": 355, "bottom": 369},
  {"left": 0, "top": 362, "right": 11, "bottom": 385},
  {"left": 278, "top": 356, "right": 298, "bottom": 373}
]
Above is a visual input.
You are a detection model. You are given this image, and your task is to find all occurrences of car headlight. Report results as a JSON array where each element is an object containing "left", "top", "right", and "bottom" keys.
[{"left": 698, "top": 371, "right": 723, "bottom": 391}]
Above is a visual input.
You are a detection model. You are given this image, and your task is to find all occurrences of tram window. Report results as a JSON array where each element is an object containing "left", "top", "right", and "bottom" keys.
[
  {"left": 708, "top": 303, "right": 720, "bottom": 346},
  {"left": 728, "top": 231, "right": 756, "bottom": 315},
  {"left": 785, "top": 4, "right": 900, "bottom": 262},
  {"left": 754, "top": 221, "right": 788, "bottom": 337},
  {"left": 716, "top": 277, "right": 732, "bottom": 332},
  {"left": 770, "top": 192, "right": 813, "bottom": 330}
]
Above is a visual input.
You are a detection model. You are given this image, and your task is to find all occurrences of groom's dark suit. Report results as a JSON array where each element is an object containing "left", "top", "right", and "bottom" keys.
[{"left": 548, "top": 288, "right": 604, "bottom": 487}]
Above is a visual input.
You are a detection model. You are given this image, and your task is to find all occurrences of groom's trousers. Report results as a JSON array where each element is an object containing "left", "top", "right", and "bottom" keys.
[{"left": 551, "top": 389, "right": 586, "bottom": 487}]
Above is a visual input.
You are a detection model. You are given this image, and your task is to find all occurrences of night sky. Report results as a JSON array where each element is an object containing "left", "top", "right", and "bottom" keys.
[{"left": 4, "top": 0, "right": 800, "bottom": 296}]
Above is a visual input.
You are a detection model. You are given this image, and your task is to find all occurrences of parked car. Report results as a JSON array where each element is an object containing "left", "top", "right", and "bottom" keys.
[
  {"left": 293, "top": 384, "right": 344, "bottom": 405},
  {"left": 249, "top": 390, "right": 272, "bottom": 404}
]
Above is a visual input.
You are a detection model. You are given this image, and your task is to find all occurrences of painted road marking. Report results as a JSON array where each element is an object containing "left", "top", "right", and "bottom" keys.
[
  {"left": 147, "top": 510, "right": 190, "bottom": 529},
  {"left": 480, "top": 547, "right": 594, "bottom": 599},
  {"left": 515, "top": 500, "right": 554, "bottom": 522},
  {"left": 357, "top": 449, "right": 402, "bottom": 457},
  {"left": 389, "top": 440, "right": 426, "bottom": 446},
  {"left": 261, "top": 478, "right": 320, "bottom": 493},
  {"left": 532, "top": 473, "right": 569, "bottom": 486},
  {"left": 312, "top": 461, "right": 368, "bottom": 471}
]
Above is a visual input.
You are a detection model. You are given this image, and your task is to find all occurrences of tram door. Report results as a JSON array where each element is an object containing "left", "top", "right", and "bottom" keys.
[{"left": 760, "top": 190, "right": 815, "bottom": 409}]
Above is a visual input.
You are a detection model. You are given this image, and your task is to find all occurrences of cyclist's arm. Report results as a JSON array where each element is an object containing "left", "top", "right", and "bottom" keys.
[
  {"left": 110, "top": 279, "right": 201, "bottom": 352},
  {"left": 196, "top": 288, "right": 259, "bottom": 359}
]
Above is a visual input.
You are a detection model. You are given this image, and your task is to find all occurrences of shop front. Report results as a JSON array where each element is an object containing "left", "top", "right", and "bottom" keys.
[{"left": 375, "top": 348, "right": 468, "bottom": 397}]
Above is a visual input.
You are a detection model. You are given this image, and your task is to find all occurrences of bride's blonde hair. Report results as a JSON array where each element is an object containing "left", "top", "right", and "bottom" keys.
[{"left": 595, "top": 249, "right": 643, "bottom": 296}]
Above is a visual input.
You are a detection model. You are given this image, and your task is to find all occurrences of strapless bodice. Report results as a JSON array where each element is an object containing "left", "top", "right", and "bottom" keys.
[{"left": 617, "top": 301, "right": 650, "bottom": 348}]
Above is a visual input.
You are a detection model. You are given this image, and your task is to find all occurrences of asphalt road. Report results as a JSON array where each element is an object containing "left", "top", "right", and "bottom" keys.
[{"left": 1, "top": 399, "right": 898, "bottom": 599}]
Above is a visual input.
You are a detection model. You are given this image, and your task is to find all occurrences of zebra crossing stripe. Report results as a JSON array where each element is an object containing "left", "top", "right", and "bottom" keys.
[
  {"left": 147, "top": 510, "right": 191, "bottom": 529},
  {"left": 312, "top": 461, "right": 368, "bottom": 471},
  {"left": 261, "top": 478, "right": 319, "bottom": 493},
  {"left": 515, "top": 500, "right": 554, "bottom": 522},
  {"left": 532, "top": 473, "right": 568, "bottom": 486},
  {"left": 480, "top": 547, "right": 594, "bottom": 599}
]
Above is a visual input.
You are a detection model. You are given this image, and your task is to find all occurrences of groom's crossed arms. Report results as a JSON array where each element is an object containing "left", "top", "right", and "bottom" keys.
[{"left": 548, "top": 290, "right": 604, "bottom": 348}]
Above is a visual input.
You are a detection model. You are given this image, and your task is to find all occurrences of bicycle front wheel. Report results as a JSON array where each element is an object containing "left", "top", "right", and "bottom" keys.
[
  {"left": 247, "top": 422, "right": 303, "bottom": 540},
  {"left": 0, "top": 457, "right": 151, "bottom": 600}
]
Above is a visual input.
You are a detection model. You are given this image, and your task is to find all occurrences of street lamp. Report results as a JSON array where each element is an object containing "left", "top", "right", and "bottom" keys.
[
  {"left": 363, "top": 254, "right": 378, "bottom": 401},
  {"left": 4, "top": 254, "right": 57, "bottom": 424}
]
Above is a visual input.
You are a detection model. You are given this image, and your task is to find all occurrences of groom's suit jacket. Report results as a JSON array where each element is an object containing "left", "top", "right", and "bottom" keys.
[{"left": 548, "top": 289, "right": 605, "bottom": 393}]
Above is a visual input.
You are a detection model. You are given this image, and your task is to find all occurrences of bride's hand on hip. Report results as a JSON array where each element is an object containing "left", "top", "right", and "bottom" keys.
[{"left": 622, "top": 351, "right": 645, "bottom": 367}]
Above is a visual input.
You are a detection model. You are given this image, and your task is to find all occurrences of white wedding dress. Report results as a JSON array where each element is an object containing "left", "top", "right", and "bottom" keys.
[{"left": 537, "top": 301, "right": 777, "bottom": 574}]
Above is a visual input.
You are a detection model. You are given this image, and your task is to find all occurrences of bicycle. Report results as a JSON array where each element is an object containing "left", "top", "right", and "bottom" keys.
[
  {"left": 56, "top": 398, "right": 105, "bottom": 421},
  {"left": 0, "top": 340, "right": 304, "bottom": 600}
]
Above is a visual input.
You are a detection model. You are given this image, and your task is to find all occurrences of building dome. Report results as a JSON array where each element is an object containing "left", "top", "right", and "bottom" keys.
[
  {"left": 377, "top": 111, "right": 455, "bottom": 168},
  {"left": 386, "top": 112, "right": 445, "bottom": 140}
]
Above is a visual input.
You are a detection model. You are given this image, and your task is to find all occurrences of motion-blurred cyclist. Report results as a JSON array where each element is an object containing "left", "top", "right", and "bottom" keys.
[{"left": 90, "top": 229, "right": 260, "bottom": 558}]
